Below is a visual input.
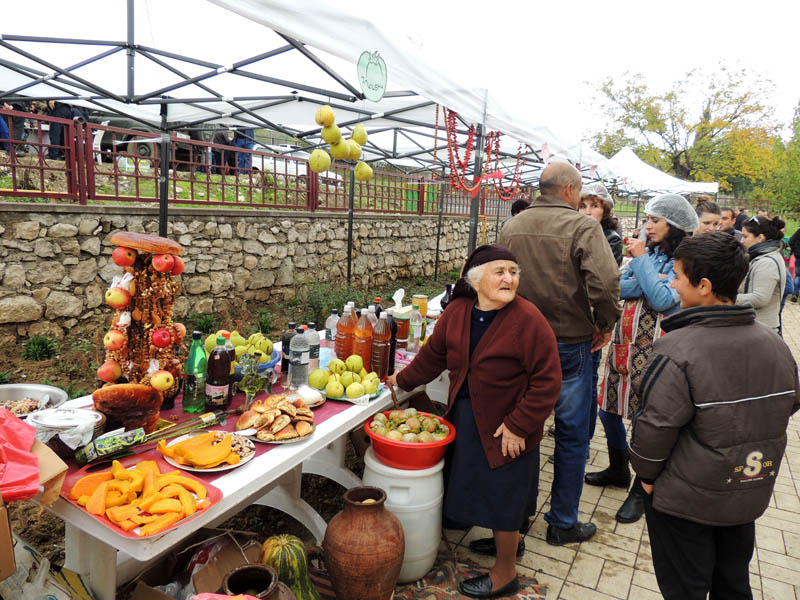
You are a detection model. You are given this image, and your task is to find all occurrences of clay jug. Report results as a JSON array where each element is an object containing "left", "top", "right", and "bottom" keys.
[
  {"left": 221, "top": 564, "right": 297, "bottom": 600},
  {"left": 323, "top": 486, "right": 405, "bottom": 600}
]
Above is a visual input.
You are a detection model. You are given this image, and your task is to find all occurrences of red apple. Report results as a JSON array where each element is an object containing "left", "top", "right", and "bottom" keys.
[
  {"left": 105, "top": 287, "right": 131, "bottom": 309},
  {"left": 173, "top": 322, "right": 186, "bottom": 340},
  {"left": 150, "top": 369, "right": 175, "bottom": 392},
  {"left": 151, "top": 254, "right": 176, "bottom": 273},
  {"left": 112, "top": 246, "right": 137, "bottom": 267},
  {"left": 151, "top": 328, "right": 172, "bottom": 348},
  {"left": 171, "top": 255, "right": 185, "bottom": 276},
  {"left": 103, "top": 329, "right": 126, "bottom": 351},
  {"left": 97, "top": 360, "right": 122, "bottom": 383}
]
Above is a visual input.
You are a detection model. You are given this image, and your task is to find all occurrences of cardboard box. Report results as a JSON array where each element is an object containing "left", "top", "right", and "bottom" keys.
[
  {"left": 31, "top": 438, "right": 68, "bottom": 506},
  {"left": 0, "top": 502, "right": 14, "bottom": 582},
  {"left": 192, "top": 537, "right": 261, "bottom": 593}
]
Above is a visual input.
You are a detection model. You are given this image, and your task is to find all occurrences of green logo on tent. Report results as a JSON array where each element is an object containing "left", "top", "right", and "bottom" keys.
[{"left": 357, "top": 51, "right": 387, "bottom": 102}]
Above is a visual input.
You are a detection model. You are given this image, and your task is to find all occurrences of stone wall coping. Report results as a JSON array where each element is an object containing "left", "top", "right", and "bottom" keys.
[{"left": 0, "top": 202, "right": 472, "bottom": 222}]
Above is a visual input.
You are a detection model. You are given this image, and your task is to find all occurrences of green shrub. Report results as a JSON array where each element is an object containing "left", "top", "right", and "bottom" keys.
[
  {"left": 188, "top": 312, "right": 216, "bottom": 333},
  {"left": 0, "top": 371, "right": 10, "bottom": 384},
  {"left": 22, "top": 336, "right": 58, "bottom": 361},
  {"left": 257, "top": 307, "right": 278, "bottom": 334}
]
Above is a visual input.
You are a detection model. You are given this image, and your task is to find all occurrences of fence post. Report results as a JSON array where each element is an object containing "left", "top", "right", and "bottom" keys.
[
  {"left": 74, "top": 122, "right": 88, "bottom": 205},
  {"left": 158, "top": 100, "right": 170, "bottom": 237},
  {"left": 346, "top": 165, "right": 355, "bottom": 288},
  {"left": 308, "top": 171, "right": 319, "bottom": 211},
  {"left": 434, "top": 182, "right": 444, "bottom": 281}
]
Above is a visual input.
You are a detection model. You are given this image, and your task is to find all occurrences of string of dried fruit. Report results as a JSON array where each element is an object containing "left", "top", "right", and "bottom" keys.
[
  {"left": 488, "top": 132, "right": 524, "bottom": 201},
  {"left": 444, "top": 109, "right": 493, "bottom": 193}
]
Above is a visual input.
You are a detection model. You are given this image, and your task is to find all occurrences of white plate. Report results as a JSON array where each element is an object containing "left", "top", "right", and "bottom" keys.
[
  {"left": 163, "top": 431, "right": 256, "bottom": 472},
  {"left": 247, "top": 424, "right": 315, "bottom": 445},
  {"left": 326, "top": 382, "right": 384, "bottom": 402}
]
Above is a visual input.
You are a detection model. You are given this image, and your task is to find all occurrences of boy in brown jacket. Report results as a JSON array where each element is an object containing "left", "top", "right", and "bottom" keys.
[{"left": 630, "top": 232, "right": 800, "bottom": 600}]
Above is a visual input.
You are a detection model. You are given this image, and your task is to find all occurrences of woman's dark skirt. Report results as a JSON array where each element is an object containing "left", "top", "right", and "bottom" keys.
[{"left": 442, "top": 391, "right": 540, "bottom": 532}]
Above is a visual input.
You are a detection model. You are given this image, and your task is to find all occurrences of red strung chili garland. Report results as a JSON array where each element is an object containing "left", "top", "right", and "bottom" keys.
[
  {"left": 487, "top": 131, "right": 524, "bottom": 201},
  {"left": 444, "top": 108, "right": 492, "bottom": 193}
]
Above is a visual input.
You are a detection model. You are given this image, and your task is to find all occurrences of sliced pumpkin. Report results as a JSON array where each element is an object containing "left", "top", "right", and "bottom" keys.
[
  {"left": 117, "top": 519, "right": 139, "bottom": 532},
  {"left": 111, "top": 460, "right": 133, "bottom": 480},
  {"left": 77, "top": 495, "right": 90, "bottom": 507},
  {"left": 183, "top": 434, "right": 232, "bottom": 469},
  {"left": 131, "top": 514, "right": 160, "bottom": 525},
  {"left": 148, "top": 498, "right": 182, "bottom": 514},
  {"left": 104, "top": 490, "right": 128, "bottom": 508},
  {"left": 141, "top": 469, "right": 156, "bottom": 500},
  {"left": 139, "top": 512, "right": 182, "bottom": 536},
  {"left": 86, "top": 481, "right": 109, "bottom": 516},
  {"left": 171, "top": 432, "right": 215, "bottom": 458},
  {"left": 196, "top": 499, "right": 211, "bottom": 510},
  {"left": 106, "top": 504, "right": 139, "bottom": 524},
  {"left": 107, "top": 480, "right": 132, "bottom": 494},
  {"left": 139, "top": 492, "right": 166, "bottom": 513},
  {"left": 155, "top": 475, "right": 207, "bottom": 500},
  {"left": 225, "top": 452, "right": 241, "bottom": 465},
  {"left": 127, "top": 469, "right": 145, "bottom": 493},
  {"left": 177, "top": 487, "right": 196, "bottom": 517},
  {"left": 69, "top": 471, "right": 113, "bottom": 500},
  {"left": 134, "top": 460, "right": 161, "bottom": 479}
]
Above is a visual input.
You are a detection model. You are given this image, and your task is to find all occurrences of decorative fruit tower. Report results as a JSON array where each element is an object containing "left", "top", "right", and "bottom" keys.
[{"left": 98, "top": 232, "right": 187, "bottom": 401}]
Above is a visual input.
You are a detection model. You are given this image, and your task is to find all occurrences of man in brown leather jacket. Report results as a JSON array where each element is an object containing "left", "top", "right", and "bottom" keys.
[
  {"left": 630, "top": 232, "right": 800, "bottom": 600},
  {"left": 499, "top": 162, "right": 621, "bottom": 545}
]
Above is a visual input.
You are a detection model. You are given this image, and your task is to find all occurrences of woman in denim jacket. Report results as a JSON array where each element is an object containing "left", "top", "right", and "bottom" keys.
[{"left": 587, "top": 194, "right": 698, "bottom": 524}]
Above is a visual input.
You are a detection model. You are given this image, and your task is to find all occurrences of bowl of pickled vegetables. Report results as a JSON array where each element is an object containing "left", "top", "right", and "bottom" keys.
[{"left": 364, "top": 408, "right": 456, "bottom": 470}]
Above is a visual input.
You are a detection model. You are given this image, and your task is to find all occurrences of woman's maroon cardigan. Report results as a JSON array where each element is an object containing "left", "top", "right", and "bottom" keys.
[{"left": 396, "top": 295, "right": 562, "bottom": 469}]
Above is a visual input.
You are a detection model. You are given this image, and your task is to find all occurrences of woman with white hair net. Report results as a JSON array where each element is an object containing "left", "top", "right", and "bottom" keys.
[{"left": 586, "top": 194, "right": 698, "bottom": 524}]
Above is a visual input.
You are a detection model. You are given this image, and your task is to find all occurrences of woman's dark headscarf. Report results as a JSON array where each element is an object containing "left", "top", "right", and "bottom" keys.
[{"left": 450, "top": 244, "right": 518, "bottom": 302}]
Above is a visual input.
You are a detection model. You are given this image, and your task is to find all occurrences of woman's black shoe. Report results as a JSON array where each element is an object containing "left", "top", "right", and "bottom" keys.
[
  {"left": 616, "top": 479, "right": 647, "bottom": 523},
  {"left": 468, "top": 537, "right": 525, "bottom": 557},
  {"left": 459, "top": 573, "right": 520, "bottom": 598},
  {"left": 585, "top": 444, "right": 631, "bottom": 488}
]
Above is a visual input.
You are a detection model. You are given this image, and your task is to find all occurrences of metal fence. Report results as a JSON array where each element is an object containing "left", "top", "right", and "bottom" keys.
[{"left": 0, "top": 110, "right": 514, "bottom": 219}]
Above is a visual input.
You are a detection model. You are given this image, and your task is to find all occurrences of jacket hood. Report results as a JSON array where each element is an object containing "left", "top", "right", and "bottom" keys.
[
  {"left": 748, "top": 239, "right": 782, "bottom": 260},
  {"left": 661, "top": 304, "right": 756, "bottom": 333}
]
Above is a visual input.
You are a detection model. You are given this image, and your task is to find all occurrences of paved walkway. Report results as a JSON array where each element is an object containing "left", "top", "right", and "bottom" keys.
[{"left": 446, "top": 301, "right": 800, "bottom": 599}]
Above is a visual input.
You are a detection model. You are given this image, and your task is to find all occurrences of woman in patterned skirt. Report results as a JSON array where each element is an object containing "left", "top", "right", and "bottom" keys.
[{"left": 587, "top": 194, "right": 698, "bottom": 523}]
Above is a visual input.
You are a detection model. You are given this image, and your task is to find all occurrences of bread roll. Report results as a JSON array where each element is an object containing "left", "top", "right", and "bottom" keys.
[
  {"left": 270, "top": 414, "right": 290, "bottom": 434},
  {"left": 110, "top": 232, "right": 183, "bottom": 255},
  {"left": 274, "top": 423, "right": 299, "bottom": 440},
  {"left": 295, "top": 421, "right": 313, "bottom": 437},
  {"left": 236, "top": 410, "right": 261, "bottom": 430}
]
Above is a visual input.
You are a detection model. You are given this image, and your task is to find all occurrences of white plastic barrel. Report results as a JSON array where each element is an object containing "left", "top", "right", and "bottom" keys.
[{"left": 362, "top": 446, "right": 444, "bottom": 583}]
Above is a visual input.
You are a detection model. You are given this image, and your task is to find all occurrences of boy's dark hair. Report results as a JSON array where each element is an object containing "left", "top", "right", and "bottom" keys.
[
  {"left": 742, "top": 215, "right": 785, "bottom": 241},
  {"left": 720, "top": 206, "right": 734, "bottom": 217},
  {"left": 510, "top": 199, "right": 530, "bottom": 216},
  {"left": 674, "top": 232, "right": 748, "bottom": 303}
]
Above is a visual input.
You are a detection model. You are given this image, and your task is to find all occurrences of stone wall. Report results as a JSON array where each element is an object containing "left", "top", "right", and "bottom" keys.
[{"left": 0, "top": 203, "right": 499, "bottom": 344}]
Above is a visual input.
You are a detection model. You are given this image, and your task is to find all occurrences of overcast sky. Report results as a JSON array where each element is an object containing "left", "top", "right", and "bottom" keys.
[{"left": 363, "top": 0, "right": 800, "bottom": 140}]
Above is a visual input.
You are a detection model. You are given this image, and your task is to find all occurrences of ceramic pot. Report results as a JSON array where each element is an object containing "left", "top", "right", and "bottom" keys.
[
  {"left": 221, "top": 564, "right": 296, "bottom": 599},
  {"left": 323, "top": 486, "right": 405, "bottom": 600}
]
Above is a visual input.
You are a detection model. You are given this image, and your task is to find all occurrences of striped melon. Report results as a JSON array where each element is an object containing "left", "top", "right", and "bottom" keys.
[{"left": 259, "top": 534, "right": 321, "bottom": 600}]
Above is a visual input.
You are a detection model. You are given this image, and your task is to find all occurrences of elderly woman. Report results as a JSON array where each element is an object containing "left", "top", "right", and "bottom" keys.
[
  {"left": 388, "top": 244, "right": 561, "bottom": 599},
  {"left": 589, "top": 194, "right": 698, "bottom": 524}
]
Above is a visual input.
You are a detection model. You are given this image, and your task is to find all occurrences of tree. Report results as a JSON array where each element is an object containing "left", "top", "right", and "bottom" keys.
[
  {"left": 764, "top": 104, "right": 800, "bottom": 211},
  {"left": 591, "top": 67, "right": 779, "bottom": 196}
]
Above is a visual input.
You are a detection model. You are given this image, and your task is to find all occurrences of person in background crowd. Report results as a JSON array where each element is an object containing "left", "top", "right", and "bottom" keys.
[
  {"left": 234, "top": 128, "right": 255, "bottom": 172},
  {"left": 719, "top": 206, "right": 743, "bottom": 242},
  {"left": 630, "top": 232, "right": 800, "bottom": 600},
  {"left": 500, "top": 199, "right": 530, "bottom": 229},
  {"left": 388, "top": 244, "right": 562, "bottom": 599},
  {"left": 46, "top": 101, "right": 89, "bottom": 160},
  {"left": 0, "top": 113, "right": 9, "bottom": 153},
  {"left": 788, "top": 225, "right": 800, "bottom": 302},
  {"left": 590, "top": 194, "right": 698, "bottom": 524},
  {"left": 736, "top": 216, "right": 787, "bottom": 335},
  {"left": 579, "top": 182, "right": 623, "bottom": 263},
  {"left": 2, "top": 101, "right": 31, "bottom": 155},
  {"left": 211, "top": 129, "right": 235, "bottom": 175},
  {"left": 694, "top": 201, "right": 721, "bottom": 235},
  {"left": 735, "top": 207, "right": 749, "bottom": 231},
  {"left": 757, "top": 208, "right": 769, "bottom": 218},
  {"left": 500, "top": 162, "right": 621, "bottom": 546}
]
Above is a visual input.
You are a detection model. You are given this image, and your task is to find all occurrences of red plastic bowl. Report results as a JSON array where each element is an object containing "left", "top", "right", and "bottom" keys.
[{"left": 364, "top": 410, "right": 456, "bottom": 470}]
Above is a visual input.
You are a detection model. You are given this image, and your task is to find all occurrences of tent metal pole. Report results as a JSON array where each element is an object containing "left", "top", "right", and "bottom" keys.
[
  {"left": 467, "top": 124, "right": 485, "bottom": 255},
  {"left": 635, "top": 194, "right": 642, "bottom": 230},
  {"left": 435, "top": 182, "right": 444, "bottom": 281},
  {"left": 495, "top": 195, "right": 501, "bottom": 242},
  {"left": 346, "top": 166, "right": 356, "bottom": 287},
  {"left": 126, "top": 0, "right": 134, "bottom": 100},
  {"left": 158, "top": 101, "right": 169, "bottom": 238}
]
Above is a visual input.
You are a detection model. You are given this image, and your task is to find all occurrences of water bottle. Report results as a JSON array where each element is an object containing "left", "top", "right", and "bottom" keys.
[
  {"left": 408, "top": 304, "right": 423, "bottom": 353},
  {"left": 288, "top": 327, "right": 310, "bottom": 389},
  {"left": 304, "top": 322, "right": 320, "bottom": 370},
  {"left": 367, "top": 305, "right": 378, "bottom": 326},
  {"left": 280, "top": 321, "right": 296, "bottom": 387},
  {"left": 182, "top": 331, "right": 207, "bottom": 413},
  {"left": 324, "top": 309, "right": 339, "bottom": 346}
]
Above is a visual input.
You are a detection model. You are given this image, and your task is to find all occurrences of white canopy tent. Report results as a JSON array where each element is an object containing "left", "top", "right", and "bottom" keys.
[{"left": 609, "top": 147, "right": 719, "bottom": 197}]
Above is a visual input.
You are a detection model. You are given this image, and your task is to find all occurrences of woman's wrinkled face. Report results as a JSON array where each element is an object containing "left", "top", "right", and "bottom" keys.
[
  {"left": 475, "top": 260, "right": 519, "bottom": 307},
  {"left": 696, "top": 211, "right": 721, "bottom": 234},
  {"left": 644, "top": 215, "right": 670, "bottom": 244},
  {"left": 741, "top": 227, "right": 765, "bottom": 249},
  {"left": 579, "top": 197, "right": 604, "bottom": 222}
]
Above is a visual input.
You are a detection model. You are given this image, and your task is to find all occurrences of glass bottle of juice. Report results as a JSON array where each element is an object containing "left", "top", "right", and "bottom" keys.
[
  {"left": 280, "top": 321, "right": 296, "bottom": 387},
  {"left": 386, "top": 308, "right": 398, "bottom": 375},
  {"left": 394, "top": 313, "right": 410, "bottom": 350},
  {"left": 335, "top": 307, "right": 355, "bottom": 360},
  {"left": 353, "top": 309, "right": 374, "bottom": 370},
  {"left": 408, "top": 304, "right": 423, "bottom": 353},
  {"left": 371, "top": 312, "right": 392, "bottom": 381},
  {"left": 221, "top": 332, "right": 236, "bottom": 374},
  {"left": 206, "top": 337, "right": 232, "bottom": 409},
  {"left": 183, "top": 331, "right": 208, "bottom": 413}
]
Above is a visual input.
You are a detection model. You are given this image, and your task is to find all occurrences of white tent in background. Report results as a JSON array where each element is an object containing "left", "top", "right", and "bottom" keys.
[{"left": 609, "top": 147, "right": 719, "bottom": 197}]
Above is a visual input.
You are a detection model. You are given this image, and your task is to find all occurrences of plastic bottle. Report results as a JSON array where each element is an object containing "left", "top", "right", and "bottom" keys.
[
  {"left": 324, "top": 309, "right": 340, "bottom": 346},
  {"left": 206, "top": 337, "right": 232, "bottom": 409},
  {"left": 280, "top": 321, "right": 297, "bottom": 387},
  {"left": 335, "top": 307, "right": 355, "bottom": 360},
  {"left": 426, "top": 308, "right": 441, "bottom": 341},
  {"left": 371, "top": 312, "right": 392, "bottom": 381},
  {"left": 353, "top": 309, "right": 374, "bottom": 370},
  {"left": 288, "top": 327, "right": 310, "bottom": 389},
  {"left": 386, "top": 308, "right": 398, "bottom": 375},
  {"left": 408, "top": 304, "right": 423, "bottom": 353},
  {"left": 221, "top": 332, "right": 236, "bottom": 365},
  {"left": 183, "top": 331, "right": 208, "bottom": 413},
  {"left": 367, "top": 305, "right": 378, "bottom": 326},
  {"left": 374, "top": 297, "right": 384, "bottom": 318},
  {"left": 304, "top": 322, "right": 320, "bottom": 370}
]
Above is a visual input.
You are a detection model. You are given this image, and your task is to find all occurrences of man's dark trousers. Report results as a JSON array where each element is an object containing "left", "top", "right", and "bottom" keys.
[{"left": 644, "top": 494, "right": 754, "bottom": 600}]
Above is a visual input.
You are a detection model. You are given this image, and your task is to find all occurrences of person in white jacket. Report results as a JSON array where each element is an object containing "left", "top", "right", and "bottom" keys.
[{"left": 736, "top": 215, "right": 787, "bottom": 334}]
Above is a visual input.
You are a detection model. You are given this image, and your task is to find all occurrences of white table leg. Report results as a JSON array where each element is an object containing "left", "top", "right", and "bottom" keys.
[
  {"left": 302, "top": 437, "right": 362, "bottom": 489},
  {"left": 254, "top": 465, "right": 329, "bottom": 544},
  {"left": 65, "top": 523, "right": 118, "bottom": 600}
]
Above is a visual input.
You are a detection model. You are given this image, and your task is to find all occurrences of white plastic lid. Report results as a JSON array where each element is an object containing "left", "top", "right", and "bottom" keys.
[
  {"left": 379, "top": 311, "right": 388, "bottom": 319},
  {"left": 427, "top": 309, "right": 441, "bottom": 317}
]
